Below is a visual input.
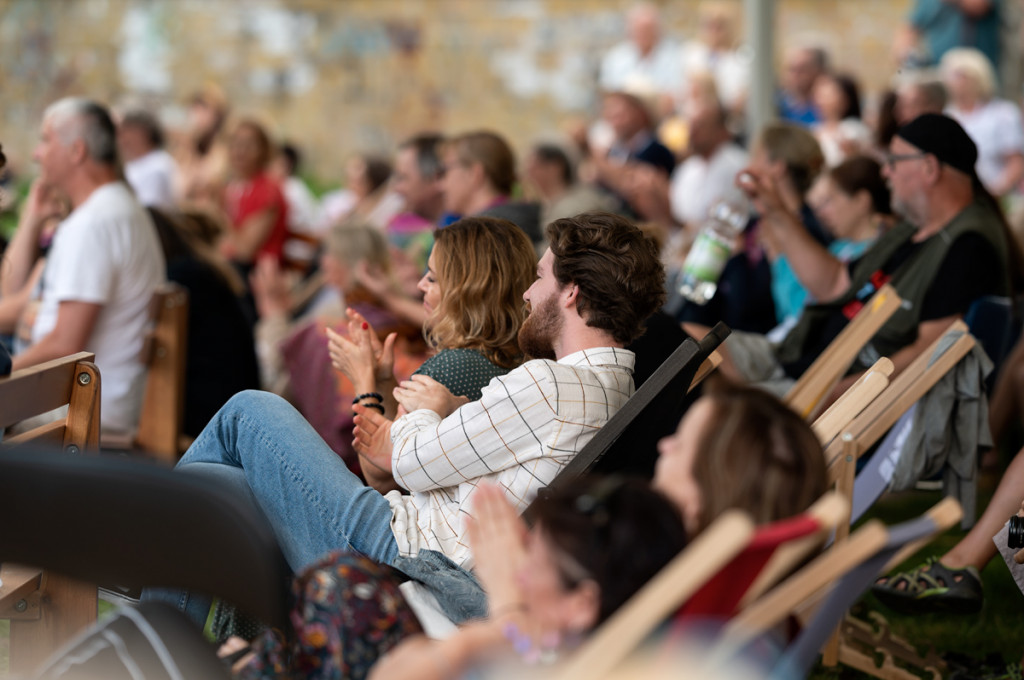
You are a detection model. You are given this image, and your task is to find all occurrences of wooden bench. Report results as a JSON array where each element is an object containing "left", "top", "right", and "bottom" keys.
[{"left": 0, "top": 352, "right": 101, "bottom": 675}]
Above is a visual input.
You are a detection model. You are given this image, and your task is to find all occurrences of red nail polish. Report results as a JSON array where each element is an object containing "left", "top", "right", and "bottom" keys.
[{"left": 362, "top": 322, "right": 369, "bottom": 330}]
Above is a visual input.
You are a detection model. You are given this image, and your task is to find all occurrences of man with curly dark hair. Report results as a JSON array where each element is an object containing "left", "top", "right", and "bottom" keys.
[{"left": 149, "top": 211, "right": 666, "bottom": 627}]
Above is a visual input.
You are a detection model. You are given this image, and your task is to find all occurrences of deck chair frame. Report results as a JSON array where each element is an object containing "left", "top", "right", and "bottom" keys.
[
  {"left": 0, "top": 352, "right": 101, "bottom": 676},
  {"left": 785, "top": 284, "right": 902, "bottom": 421}
]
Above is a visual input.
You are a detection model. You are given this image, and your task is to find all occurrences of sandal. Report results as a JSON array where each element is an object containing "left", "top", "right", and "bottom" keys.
[{"left": 871, "top": 557, "right": 983, "bottom": 614}]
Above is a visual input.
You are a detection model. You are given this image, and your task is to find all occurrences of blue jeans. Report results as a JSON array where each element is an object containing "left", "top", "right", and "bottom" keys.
[{"left": 144, "top": 390, "right": 400, "bottom": 624}]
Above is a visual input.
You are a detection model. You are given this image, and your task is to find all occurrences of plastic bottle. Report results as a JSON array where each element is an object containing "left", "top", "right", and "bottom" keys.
[{"left": 677, "top": 199, "right": 750, "bottom": 305}]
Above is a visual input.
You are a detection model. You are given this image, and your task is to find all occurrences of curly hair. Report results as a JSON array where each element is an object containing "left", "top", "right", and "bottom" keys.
[
  {"left": 546, "top": 212, "right": 665, "bottom": 345},
  {"left": 426, "top": 217, "right": 536, "bottom": 368}
]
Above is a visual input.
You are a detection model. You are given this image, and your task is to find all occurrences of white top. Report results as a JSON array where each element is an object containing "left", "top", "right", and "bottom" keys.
[
  {"left": 947, "top": 99, "right": 1024, "bottom": 192},
  {"left": 814, "top": 118, "right": 874, "bottom": 168},
  {"left": 599, "top": 39, "right": 681, "bottom": 95},
  {"left": 282, "top": 176, "right": 321, "bottom": 235},
  {"left": 385, "top": 347, "right": 636, "bottom": 568},
  {"left": 124, "top": 149, "right": 178, "bottom": 209},
  {"left": 669, "top": 142, "right": 749, "bottom": 227},
  {"left": 33, "top": 182, "right": 166, "bottom": 433}
]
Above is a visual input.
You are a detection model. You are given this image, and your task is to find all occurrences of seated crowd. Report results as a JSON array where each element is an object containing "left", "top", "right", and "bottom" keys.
[{"left": 6, "top": 10, "right": 1024, "bottom": 676}]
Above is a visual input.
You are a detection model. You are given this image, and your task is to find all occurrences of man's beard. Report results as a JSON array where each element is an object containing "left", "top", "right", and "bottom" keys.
[
  {"left": 890, "top": 193, "right": 924, "bottom": 227},
  {"left": 518, "top": 295, "right": 562, "bottom": 361}
]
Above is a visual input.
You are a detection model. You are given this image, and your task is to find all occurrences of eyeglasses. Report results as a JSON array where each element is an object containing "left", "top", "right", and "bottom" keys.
[{"left": 884, "top": 152, "right": 928, "bottom": 168}]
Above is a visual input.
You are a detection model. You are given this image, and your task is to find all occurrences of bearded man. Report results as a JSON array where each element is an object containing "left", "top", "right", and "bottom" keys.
[{"left": 146, "top": 211, "right": 665, "bottom": 625}]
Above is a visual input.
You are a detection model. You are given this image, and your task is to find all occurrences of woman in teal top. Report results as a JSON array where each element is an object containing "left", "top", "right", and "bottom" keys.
[
  {"left": 328, "top": 215, "right": 536, "bottom": 431},
  {"left": 768, "top": 155, "right": 892, "bottom": 341}
]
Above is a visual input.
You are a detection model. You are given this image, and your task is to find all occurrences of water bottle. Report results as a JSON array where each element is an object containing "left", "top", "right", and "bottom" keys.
[{"left": 677, "top": 200, "right": 750, "bottom": 305}]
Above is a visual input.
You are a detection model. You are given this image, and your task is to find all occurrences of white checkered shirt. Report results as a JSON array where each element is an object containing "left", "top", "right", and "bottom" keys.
[{"left": 383, "top": 347, "right": 636, "bottom": 567}]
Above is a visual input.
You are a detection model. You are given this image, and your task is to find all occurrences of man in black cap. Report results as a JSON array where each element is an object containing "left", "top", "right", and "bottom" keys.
[{"left": 687, "top": 112, "right": 1018, "bottom": 399}]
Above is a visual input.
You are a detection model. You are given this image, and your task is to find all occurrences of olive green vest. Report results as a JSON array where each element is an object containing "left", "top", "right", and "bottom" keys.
[{"left": 775, "top": 200, "right": 1011, "bottom": 371}]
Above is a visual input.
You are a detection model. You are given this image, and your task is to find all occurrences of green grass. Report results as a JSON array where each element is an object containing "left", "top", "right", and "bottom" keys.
[{"left": 809, "top": 481, "right": 1024, "bottom": 679}]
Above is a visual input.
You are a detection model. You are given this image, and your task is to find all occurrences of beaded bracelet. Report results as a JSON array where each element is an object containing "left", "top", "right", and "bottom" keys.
[
  {"left": 352, "top": 392, "right": 384, "bottom": 405},
  {"left": 356, "top": 401, "right": 385, "bottom": 415}
]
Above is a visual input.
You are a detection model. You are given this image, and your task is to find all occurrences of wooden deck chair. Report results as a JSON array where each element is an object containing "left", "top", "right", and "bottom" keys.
[
  {"left": 104, "top": 282, "right": 189, "bottom": 463},
  {"left": 548, "top": 510, "right": 755, "bottom": 680},
  {"left": 713, "top": 497, "right": 962, "bottom": 680},
  {"left": 0, "top": 446, "right": 292, "bottom": 674},
  {"left": 679, "top": 491, "right": 849, "bottom": 619},
  {"left": 0, "top": 352, "right": 101, "bottom": 676},
  {"left": 538, "top": 321, "right": 731, "bottom": 488},
  {"left": 824, "top": 320, "right": 977, "bottom": 526},
  {"left": 549, "top": 493, "right": 847, "bottom": 680},
  {"left": 785, "top": 284, "right": 902, "bottom": 421},
  {"left": 811, "top": 357, "right": 894, "bottom": 447},
  {"left": 688, "top": 349, "right": 722, "bottom": 394}
]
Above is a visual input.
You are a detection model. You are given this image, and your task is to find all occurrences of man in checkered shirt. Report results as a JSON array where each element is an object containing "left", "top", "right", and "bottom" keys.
[{"left": 153, "top": 212, "right": 665, "bottom": 625}]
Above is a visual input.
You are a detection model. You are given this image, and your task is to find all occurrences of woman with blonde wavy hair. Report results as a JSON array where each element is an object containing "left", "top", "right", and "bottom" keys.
[{"left": 328, "top": 216, "right": 536, "bottom": 485}]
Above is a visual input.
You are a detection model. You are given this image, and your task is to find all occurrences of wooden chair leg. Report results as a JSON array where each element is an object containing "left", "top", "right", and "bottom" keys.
[{"left": 9, "top": 573, "right": 96, "bottom": 676}]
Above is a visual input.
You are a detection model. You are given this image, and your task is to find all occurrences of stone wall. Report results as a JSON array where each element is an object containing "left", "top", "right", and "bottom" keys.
[{"left": 0, "top": 0, "right": 912, "bottom": 183}]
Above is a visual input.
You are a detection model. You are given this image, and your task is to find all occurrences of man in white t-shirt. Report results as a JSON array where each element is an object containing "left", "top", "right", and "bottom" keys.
[
  {"left": 10, "top": 98, "right": 166, "bottom": 435},
  {"left": 118, "top": 110, "right": 179, "bottom": 210},
  {"left": 599, "top": 2, "right": 680, "bottom": 96}
]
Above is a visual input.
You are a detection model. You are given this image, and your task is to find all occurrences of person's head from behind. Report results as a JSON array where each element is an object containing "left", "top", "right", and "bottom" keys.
[
  {"left": 940, "top": 47, "right": 996, "bottom": 107},
  {"left": 520, "top": 212, "right": 665, "bottom": 360},
  {"left": 118, "top": 110, "right": 165, "bottom": 163},
  {"left": 35, "top": 98, "right": 118, "bottom": 191},
  {"left": 815, "top": 155, "right": 891, "bottom": 241},
  {"left": 895, "top": 75, "right": 947, "bottom": 125},
  {"left": 421, "top": 216, "right": 536, "bottom": 369},
  {"left": 523, "top": 476, "right": 688, "bottom": 631},
  {"left": 812, "top": 72, "right": 862, "bottom": 123},
  {"left": 394, "top": 133, "right": 445, "bottom": 218},
  {"left": 442, "top": 131, "right": 517, "bottom": 214},
  {"left": 228, "top": 119, "right": 273, "bottom": 179},
  {"left": 318, "top": 219, "right": 391, "bottom": 299},
  {"left": 653, "top": 384, "right": 827, "bottom": 535},
  {"left": 525, "top": 142, "right": 575, "bottom": 199},
  {"left": 750, "top": 123, "right": 824, "bottom": 198}
]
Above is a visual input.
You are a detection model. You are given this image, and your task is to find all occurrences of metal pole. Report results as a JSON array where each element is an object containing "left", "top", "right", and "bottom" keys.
[{"left": 745, "top": 0, "right": 776, "bottom": 136}]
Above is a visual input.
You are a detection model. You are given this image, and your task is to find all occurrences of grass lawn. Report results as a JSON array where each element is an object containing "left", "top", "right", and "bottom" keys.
[{"left": 809, "top": 479, "right": 1024, "bottom": 679}]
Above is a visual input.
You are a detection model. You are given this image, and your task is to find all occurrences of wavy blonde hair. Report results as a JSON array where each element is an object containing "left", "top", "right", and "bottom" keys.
[{"left": 425, "top": 217, "right": 536, "bottom": 368}]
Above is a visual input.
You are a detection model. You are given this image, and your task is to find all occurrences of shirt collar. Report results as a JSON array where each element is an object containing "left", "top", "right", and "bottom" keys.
[{"left": 557, "top": 347, "right": 635, "bottom": 372}]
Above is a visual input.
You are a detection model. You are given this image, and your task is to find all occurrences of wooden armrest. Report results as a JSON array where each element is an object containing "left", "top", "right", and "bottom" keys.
[{"left": 0, "top": 564, "right": 42, "bottom": 617}]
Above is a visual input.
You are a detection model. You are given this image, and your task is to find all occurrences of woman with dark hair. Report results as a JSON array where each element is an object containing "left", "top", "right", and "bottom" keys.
[
  {"left": 319, "top": 153, "right": 399, "bottom": 230},
  {"left": 147, "top": 208, "right": 260, "bottom": 438},
  {"left": 782, "top": 155, "right": 891, "bottom": 321},
  {"left": 812, "top": 72, "right": 873, "bottom": 167},
  {"left": 361, "top": 478, "right": 687, "bottom": 680}
]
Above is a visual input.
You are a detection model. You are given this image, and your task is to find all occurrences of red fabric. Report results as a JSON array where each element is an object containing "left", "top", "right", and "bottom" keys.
[
  {"left": 223, "top": 173, "right": 290, "bottom": 262},
  {"left": 676, "top": 514, "right": 822, "bottom": 620}
]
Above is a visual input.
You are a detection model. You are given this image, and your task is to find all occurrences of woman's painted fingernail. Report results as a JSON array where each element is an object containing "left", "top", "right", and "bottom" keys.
[{"left": 362, "top": 322, "right": 369, "bottom": 330}]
